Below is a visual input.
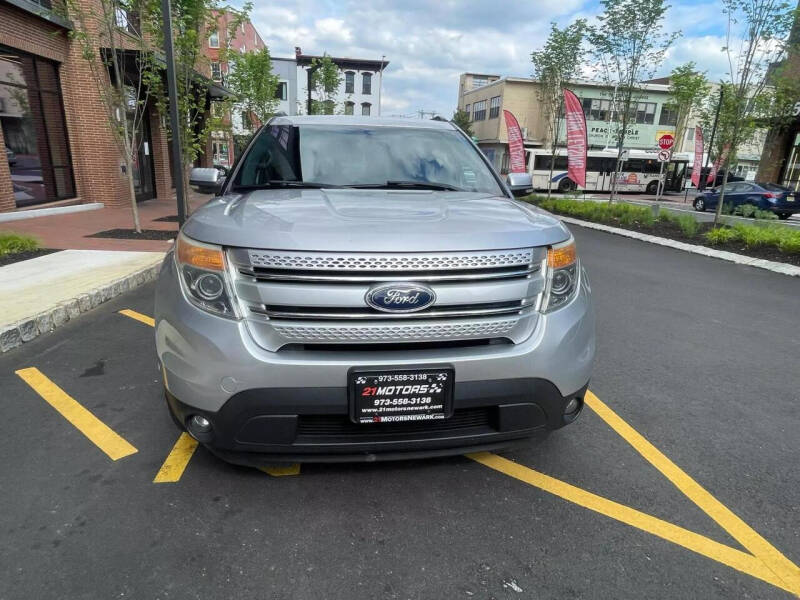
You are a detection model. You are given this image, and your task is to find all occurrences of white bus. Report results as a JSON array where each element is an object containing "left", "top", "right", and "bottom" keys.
[{"left": 528, "top": 148, "right": 691, "bottom": 194}]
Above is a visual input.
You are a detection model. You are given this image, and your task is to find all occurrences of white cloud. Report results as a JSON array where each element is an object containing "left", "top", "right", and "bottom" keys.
[{"left": 245, "top": 0, "right": 735, "bottom": 116}]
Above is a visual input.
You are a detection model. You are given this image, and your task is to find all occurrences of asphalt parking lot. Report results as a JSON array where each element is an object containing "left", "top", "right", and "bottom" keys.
[{"left": 1, "top": 226, "right": 798, "bottom": 599}]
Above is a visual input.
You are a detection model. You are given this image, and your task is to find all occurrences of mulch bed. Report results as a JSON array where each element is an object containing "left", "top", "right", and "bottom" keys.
[
  {"left": 0, "top": 248, "right": 60, "bottom": 267},
  {"left": 86, "top": 228, "right": 178, "bottom": 241},
  {"left": 153, "top": 215, "right": 180, "bottom": 222},
  {"left": 560, "top": 215, "right": 800, "bottom": 268}
]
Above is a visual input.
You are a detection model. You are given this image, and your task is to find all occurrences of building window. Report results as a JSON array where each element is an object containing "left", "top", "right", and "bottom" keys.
[
  {"left": 580, "top": 98, "right": 612, "bottom": 122},
  {"left": 489, "top": 96, "right": 501, "bottom": 119},
  {"left": 362, "top": 72, "right": 372, "bottom": 95},
  {"left": 659, "top": 104, "right": 679, "bottom": 126},
  {"left": 632, "top": 102, "right": 657, "bottom": 124},
  {"left": 274, "top": 81, "right": 287, "bottom": 101},
  {"left": 208, "top": 30, "right": 219, "bottom": 48},
  {"left": 465, "top": 104, "right": 471, "bottom": 119},
  {"left": 345, "top": 71, "right": 355, "bottom": 94},
  {"left": 471, "top": 76, "right": 489, "bottom": 90},
  {"left": 0, "top": 47, "right": 75, "bottom": 207},
  {"left": 115, "top": 4, "right": 140, "bottom": 35},
  {"left": 344, "top": 101, "right": 354, "bottom": 115},
  {"left": 241, "top": 111, "right": 251, "bottom": 130},
  {"left": 210, "top": 61, "right": 221, "bottom": 81},
  {"left": 361, "top": 102, "right": 371, "bottom": 116},
  {"left": 473, "top": 99, "right": 487, "bottom": 121}
]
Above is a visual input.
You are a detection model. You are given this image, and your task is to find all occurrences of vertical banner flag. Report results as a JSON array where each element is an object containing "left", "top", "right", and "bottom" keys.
[
  {"left": 691, "top": 126, "right": 704, "bottom": 188},
  {"left": 562, "top": 88, "right": 587, "bottom": 188},
  {"left": 503, "top": 110, "right": 526, "bottom": 173},
  {"left": 707, "top": 143, "right": 731, "bottom": 185}
]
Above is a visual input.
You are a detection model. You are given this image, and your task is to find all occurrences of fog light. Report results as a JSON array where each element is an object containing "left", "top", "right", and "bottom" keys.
[
  {"left": 189, "top": 414, "right": 212, "bottom": 434},
  {"left": 564, "top": 397, "right": 581, "bottom": 415}
]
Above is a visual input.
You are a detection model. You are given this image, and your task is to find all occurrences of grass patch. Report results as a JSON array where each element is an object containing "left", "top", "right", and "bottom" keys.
[
  {"left": 0, "top": 232, "right": 40, "bottom": 257},
  {"left": 705, "top": 222, "right": 800, "bottom": 253},
  {"left": 524, "top": 195, "right": 800, "bottom": 257}
]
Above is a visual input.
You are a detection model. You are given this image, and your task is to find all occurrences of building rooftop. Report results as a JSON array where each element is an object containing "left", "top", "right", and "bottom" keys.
[{"left": 294, "top": 48, "right": 389, "bottom": 71}]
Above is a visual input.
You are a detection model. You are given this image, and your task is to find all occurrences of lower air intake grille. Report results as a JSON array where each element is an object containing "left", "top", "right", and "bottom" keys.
[{"left": 297, "top": 408, "right": 493, "bottom": 438}]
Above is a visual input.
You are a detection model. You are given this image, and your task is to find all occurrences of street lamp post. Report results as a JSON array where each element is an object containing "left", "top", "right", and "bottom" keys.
[{"left": 161, "top": 0, "right": 187, "bottom": 226}]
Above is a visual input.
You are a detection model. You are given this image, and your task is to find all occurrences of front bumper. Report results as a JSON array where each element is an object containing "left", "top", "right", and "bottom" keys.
[{"left": 155, "top": 253, "right": 595, "bottom": 462}]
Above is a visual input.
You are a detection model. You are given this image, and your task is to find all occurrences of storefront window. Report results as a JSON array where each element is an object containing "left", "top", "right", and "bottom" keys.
[
  {"left": 782, "top": 132, "right": 800, "bottom": 191},
  {"left": 1, "top": 46, "right": 75, "bottom": 207}
]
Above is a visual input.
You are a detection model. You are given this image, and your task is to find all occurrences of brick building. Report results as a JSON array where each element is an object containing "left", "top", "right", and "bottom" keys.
[
  {"left": 204, "top": 8, "right": 266, "bottom": 167},
  {"left": 756, "top": 5, "right": 800, "bottom": 190},
  {"left": 0, "top": 0, "right": 223, "bottom": 214}
]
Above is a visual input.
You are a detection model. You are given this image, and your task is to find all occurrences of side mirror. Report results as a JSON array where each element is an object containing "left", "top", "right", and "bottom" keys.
[
  {"left": 506, "top": 172, "right": 533, "bottom": 197},
  {"left": 189, "top": 167, "right": 225, "bottom": 195}
]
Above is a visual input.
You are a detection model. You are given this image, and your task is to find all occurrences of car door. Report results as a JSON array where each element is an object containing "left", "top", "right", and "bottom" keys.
[{"left": 723, "top": 182, "right": 746, "bottom": 209}]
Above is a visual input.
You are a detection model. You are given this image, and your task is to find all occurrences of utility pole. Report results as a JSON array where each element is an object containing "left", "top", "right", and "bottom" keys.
[
  {"left": 161, "top": 0, "right": 186, "bottom": 226},
  {"left": 700, "top": 86, "right": 723, "bottom": 191}
]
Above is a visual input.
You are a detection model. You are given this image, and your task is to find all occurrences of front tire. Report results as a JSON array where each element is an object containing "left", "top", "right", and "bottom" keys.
[
  {"left": 693, "top": 198, "right": 706, "bottom": 212},
  {"left": 777, "top": 212, "right": 790, "bottom": 220},
  {"left": 558, "top": 177, "right": 576, "bottom": 193},
  {"left": 646, "top": 180, "right": 659, "bottom": 195}
]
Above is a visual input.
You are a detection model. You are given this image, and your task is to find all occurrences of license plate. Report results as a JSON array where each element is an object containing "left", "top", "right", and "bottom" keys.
[{"left": 349, "top": 367, "right": 454, "bottom": 424}]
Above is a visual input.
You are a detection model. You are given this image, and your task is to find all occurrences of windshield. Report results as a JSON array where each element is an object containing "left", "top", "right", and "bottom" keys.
[{"left": 233, "top": 124, "right": 504, "bottom": 195}]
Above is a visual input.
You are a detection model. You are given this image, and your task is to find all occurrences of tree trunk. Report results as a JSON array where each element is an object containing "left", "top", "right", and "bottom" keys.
[
  {"left": 713, "top": 168, "right": 731, "bottom": 227},
  {"left": 125, "top": 155, "right": 142, "bottom": 234}
]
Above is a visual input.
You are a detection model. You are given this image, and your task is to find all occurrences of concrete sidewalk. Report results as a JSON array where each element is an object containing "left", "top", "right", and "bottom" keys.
[
  {"left": 1, "top": 192, "right": 210, "bottom": 252},
  {"left": 0, "top": 249, "right": 165, "bottom": 352}
]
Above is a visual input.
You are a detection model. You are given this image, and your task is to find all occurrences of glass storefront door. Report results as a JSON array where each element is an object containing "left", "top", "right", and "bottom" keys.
[
  {"left": 782, "top": 132, "right": 800, "bottom": 191},
  {"left": 0, "top": 46, "right": 75, "bottom": 208}
]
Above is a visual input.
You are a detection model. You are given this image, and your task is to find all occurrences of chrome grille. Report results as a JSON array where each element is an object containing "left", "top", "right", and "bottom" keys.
[
  {"left": 230, "top": 247, "right": 545, "bottom": 350},
  {"left": 271, "top": 318, "right": 519, "bottom": 343},
  {"left": 244, "top": 249, "right": 534, "bottom": 271}
]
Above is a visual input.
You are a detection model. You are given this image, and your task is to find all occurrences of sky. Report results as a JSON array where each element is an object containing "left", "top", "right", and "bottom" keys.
[{"left": 244, "top": 0, "right": 733, "bottom": 117}]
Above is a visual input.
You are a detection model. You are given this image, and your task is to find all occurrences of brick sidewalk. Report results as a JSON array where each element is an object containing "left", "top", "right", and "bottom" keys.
[{"left": 2, "top": 192, "right": 211, "bottom": 252}]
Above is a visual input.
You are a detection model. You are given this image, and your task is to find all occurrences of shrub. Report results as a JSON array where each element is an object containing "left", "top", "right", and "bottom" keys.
[
  {"left": 734, "top": 204, "right": 757, "bottom": 218},
  {"left": 705, "top": 227, "right": 739, "bottom": 245},
  {"left": 675, "top": 214, "right": 699, "bottom": 237},
  {"left": 752, "top": 208, "right": 778, "bottom": 220},
  {"left": 0, "top": 232, "right": 40, "bottom": 257}
]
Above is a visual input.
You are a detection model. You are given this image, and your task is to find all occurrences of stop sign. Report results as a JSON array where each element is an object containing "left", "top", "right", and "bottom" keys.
[{"left": 658, "top": 134, "right": 675, "bottom": 150}]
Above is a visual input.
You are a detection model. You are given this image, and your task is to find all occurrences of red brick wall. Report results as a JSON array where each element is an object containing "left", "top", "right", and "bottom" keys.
[{"left": 0, "top": 125, "right": 13, "bottom": 212}]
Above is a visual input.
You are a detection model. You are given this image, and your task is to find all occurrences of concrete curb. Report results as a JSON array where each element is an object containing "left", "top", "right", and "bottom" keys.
[
  {"left": 0, "top": 261, "right": 161, "bottom": 353},
  {"left": 560, "top": 216, "right": 800, "bottom": 277},
  {"left": 0, "top": 202, "right": 104, "bottom": 223}
]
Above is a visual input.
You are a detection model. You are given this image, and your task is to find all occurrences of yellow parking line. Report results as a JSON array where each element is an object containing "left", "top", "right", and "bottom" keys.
[
  {"left": 118, "top": 309, "right": 155, "bottom": 327},
  {"left": 153, "top": 433, "right": 198, "bottom": 483},
  {"left": 468, "top": 452, "right": 793, "bottom": 595},
  {"left": 15, "top": 367, "right": 138, "bottom": 461},
  {"left": 584, "top": 391, "right": 800, "bottom": 593},
  {"left": 260, "top": 464, "right": 301, "bottom": 477}
]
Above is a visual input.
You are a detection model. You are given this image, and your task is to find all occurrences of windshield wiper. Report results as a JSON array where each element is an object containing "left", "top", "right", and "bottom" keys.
[
  {"left": 347, "top": 180, "right": 464, "bottom": 191},
  {"left": 234, "top": 180, "right": 341, "bottom": 191}
]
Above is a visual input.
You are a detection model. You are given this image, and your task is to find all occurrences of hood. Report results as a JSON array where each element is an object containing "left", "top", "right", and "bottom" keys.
[{"left": 182, "top": 189, "right": 570, "bottom": 252}]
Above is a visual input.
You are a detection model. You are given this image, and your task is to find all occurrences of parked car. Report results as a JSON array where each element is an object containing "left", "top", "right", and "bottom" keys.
[
  {"left": 693, "top": 181, "right": 799, "bottom": 219},
  {"left": 156, "top": 115, "right": 596, "bottom": 465},
  {"left": 5, "top": 146, "right": 16, "bottom": 166}
]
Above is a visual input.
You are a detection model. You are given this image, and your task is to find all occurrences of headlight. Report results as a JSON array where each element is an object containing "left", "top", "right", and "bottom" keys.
[
  {"left": 541, "top": 237, "right": 579, "bottom": 313},
  {"left": 175, "top": 233, "right": 239, "bottom": 318}
]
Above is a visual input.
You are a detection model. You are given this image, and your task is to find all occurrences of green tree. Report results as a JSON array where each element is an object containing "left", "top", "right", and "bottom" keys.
[
  {"left": 531, "top": 19, "right": 586, "bottom": 198},
  {"left": 66, "top": 0, "right": 155, "bottom": 232},
  {"left": 226, "top": 47, "right": 280, "bottom": 125},
  {"left": 451, "top": 109, "right": 473, "bottom": 137},
  {"left": 707, "top": 0, "right": 799, "bottom": 225},
  {"left": 588, "top": 0, "right": 679, "bottom": 201},
  {"left": 667, "top": 63, "right": 710, "bottom": 153},
  {"left": 308, "top": 55, "right": 342, "bottom": 114},
  {"left": 141, "top": 0, "right": 251, "bottom": 215}
]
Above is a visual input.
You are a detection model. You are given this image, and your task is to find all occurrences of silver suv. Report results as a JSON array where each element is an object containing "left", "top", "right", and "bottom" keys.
[{"left": 155, "top": 116, "right": 595, "bottom": 464}]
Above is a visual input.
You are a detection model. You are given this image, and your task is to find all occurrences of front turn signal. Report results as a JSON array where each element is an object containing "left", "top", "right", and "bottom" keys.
[
  {"left": 547, "top": 240, "right": 577, "bottom": 269},
  {"left": 177, "top": 234, "right": 225, "bottom": 271}
]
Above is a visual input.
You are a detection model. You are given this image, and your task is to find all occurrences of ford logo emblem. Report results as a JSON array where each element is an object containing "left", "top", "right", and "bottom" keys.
[{"left": 365, "top": 283, "right": 436, "bottom": 313}]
